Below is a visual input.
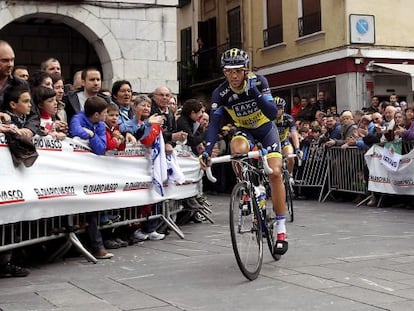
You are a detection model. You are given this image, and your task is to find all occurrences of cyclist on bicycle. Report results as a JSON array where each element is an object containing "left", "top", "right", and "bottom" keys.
[
  {"left": 273, "top": 96, "right": 303, "bottom": 181},
  {"left": 199, "top": 48, "right": 288, "bottom": 255}
]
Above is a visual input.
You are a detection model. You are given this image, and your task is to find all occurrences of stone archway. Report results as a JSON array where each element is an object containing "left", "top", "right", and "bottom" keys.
[{"left": 0, "top": 3, "right": 122, "bottom": 86}]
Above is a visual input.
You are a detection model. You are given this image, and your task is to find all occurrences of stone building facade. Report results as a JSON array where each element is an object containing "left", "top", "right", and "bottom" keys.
[{"left": 0, "top": 0, "right": 178, "bottom": 94}]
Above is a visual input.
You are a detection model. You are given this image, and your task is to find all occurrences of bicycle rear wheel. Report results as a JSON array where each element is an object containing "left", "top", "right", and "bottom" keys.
[
  {"left": 284, "top": 171, "right": 294, "bottom": 222},
  {"left": 229, "top": 182, "right": 263, "bottom": 280}
]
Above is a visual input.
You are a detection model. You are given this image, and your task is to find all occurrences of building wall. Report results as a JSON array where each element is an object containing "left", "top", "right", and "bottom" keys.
[
  {"left": 345, "top": 0, "right": 414, "bottom": 46},
  {"left": 0, "top": 0, "right": 178, "bottom": 94},
  {"left": 253, "top": 0, "right": 347, "bottom": 70}
]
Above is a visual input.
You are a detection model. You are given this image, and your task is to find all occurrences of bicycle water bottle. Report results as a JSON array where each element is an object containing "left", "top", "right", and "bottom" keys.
[{"left": 255, "top": 185, "right": 266, "bottom": 209}]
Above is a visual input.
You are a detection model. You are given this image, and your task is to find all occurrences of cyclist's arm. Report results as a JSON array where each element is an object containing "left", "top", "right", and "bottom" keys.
[
  {"left": 204, "top": 102, "right": 224, "bottom": 155},
  {"left": 249, "top": 75, "right": 277, "bottom": 121}
]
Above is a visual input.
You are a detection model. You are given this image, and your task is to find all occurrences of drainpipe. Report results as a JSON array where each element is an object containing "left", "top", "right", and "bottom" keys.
[{"left": 245, "top": 0, "right": 253, "bottom": 70}]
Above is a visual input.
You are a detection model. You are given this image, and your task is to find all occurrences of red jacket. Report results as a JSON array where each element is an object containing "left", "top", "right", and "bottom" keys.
[{"left": 105, "top": 124, "right": 126, "bottom": 151}]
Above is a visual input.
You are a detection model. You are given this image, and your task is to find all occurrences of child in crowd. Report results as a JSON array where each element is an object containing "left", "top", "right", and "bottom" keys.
[
  {"left": 105, "top": 104, "right": 127, "bottom": 152},
  {"left": 32, "top": 86, "right": 66, "bottom": 140},
  {"left": 69, "top": 96, "right": 113, "bottom": 259},
  {"left": 69, "top": 96, "right": 108, "bottom": 155},
  {"left": 2, "top": 84, "right": 39, "bottom": 167}
]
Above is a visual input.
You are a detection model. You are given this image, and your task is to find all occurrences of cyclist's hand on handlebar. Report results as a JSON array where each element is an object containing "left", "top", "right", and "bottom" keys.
[{"left": 199, "top": 152, "right": 210, "bottom": 170}]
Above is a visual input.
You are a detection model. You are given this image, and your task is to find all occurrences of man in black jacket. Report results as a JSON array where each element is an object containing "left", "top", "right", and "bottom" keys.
[{"left": 0, "top": 40, "right": 31, "bottom": 278}]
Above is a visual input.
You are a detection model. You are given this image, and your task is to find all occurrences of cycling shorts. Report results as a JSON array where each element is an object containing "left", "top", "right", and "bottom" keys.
[{"left": 231, "top": 121, "right": 282, "bottom": 159}]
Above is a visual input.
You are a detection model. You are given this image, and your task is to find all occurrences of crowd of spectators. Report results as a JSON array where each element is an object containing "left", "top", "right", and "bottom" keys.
[{"left": 0, "top": 40, "right": 210, "bottom": 277}]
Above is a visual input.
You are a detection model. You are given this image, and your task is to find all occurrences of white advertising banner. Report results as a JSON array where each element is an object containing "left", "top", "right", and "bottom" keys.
[
  {"left": 365, "top": 145, "right": 414, "bottom": 195},
  {"left": 0, "top": 134, "right": 203, "bottom": 225}
]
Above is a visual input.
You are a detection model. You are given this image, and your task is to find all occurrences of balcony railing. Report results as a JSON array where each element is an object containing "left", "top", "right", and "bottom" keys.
[
  {"left": 298, "top": 12, "right": 321, "bottom": 37},
  {"left": 263, "top": 24, "right": 283, "bottom": 47},
  {"left": 178, "top": 42, "right": 242, "bottom": 92}
]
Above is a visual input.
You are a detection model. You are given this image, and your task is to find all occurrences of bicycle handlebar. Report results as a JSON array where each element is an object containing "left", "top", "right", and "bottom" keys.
[{"left": 205, "top": 150, "right": 273, "bottom": 183}]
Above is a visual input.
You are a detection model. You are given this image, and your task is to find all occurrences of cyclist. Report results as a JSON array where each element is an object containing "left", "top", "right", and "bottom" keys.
[
  {"left": 273, "top": 96, "right": 302, "bottom": 182},
  {"left": 199, "top": 48, "right": 288, "bottom": 255}
]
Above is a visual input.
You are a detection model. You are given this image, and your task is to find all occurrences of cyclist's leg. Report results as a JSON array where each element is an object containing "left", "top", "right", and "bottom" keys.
[
  {"left": 229, "top": 130, "right": 252, "bottom": 178},
  {"left": 260, "top": 123, "right": 288, "bottom": 255}
]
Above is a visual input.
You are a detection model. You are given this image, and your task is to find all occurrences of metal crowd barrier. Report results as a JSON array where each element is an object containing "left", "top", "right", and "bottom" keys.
[
  {"left": 294, "top": 141, "right": 328, "bottom": 201},
  {"left": 321, "top": 146, "right": 367, "bottom": 202},
  {"left": 0, "top": 201, "right": 186, "bottom": 263}
]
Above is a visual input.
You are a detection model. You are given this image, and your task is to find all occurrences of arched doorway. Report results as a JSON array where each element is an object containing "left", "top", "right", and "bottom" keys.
[{"left": 0, "top": 16, "right": 101, "bottom": 86}]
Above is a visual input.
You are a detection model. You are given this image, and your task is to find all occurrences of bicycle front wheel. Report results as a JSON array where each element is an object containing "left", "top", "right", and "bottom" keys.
[{"left": 229, "top": 182, "right": 263, "bottom": 281}]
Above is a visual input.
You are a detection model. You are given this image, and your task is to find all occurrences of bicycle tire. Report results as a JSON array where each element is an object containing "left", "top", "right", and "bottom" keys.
[
  {"left": 263, "top": 205, "right": 281, "bottom": 261},
  {"left": 229, "top": 182, "right": 263, "bottom": 281},
  {"left": 284, "top": 171, "right": 294, "bottom": 222}
]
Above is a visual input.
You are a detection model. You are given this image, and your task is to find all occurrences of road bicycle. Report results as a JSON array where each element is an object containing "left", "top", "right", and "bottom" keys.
[{"left": 206, "top": 147, "right": 283, "bottom": 280}]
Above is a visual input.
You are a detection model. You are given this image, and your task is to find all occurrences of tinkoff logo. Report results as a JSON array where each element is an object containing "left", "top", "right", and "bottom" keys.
[{"left": 0, "top": 189, "right": 25, "bottom": 205}]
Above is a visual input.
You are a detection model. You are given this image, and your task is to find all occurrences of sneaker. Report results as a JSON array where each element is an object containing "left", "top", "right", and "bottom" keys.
[
  {"left": 114, "top": 238, "right": 128, "bottom": 247},
  {"left": 0, "top": 263, "right": 30, "bottom": 278},
  {"left": 104, "top": 239, "right": 121, "bottom": 249},
  {"left": 273, "top": 233, "right": 288, "bottom": 255},
  {"left": 148, "top": 231, "right": 165, "bottom": 241},
  {"left": 133, "top": 229, "right": 149, "bottom": 241}
]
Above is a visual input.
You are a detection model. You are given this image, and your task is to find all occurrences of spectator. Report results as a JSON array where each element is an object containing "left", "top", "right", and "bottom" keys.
[
  {"left": 125, "top": 95, "right": 167, "bottom": 241},
  {"left": 50, "top": 73, "right": 68, "bottom": 125},
  {"left": 297, "top": 96, "right": 318, "bottom": 121},
  {"left": 150, "top": 86, "right": 187, "bottom": 154},
  {"left": 315, "top": 90, "right": 328, "bottom": 112},
  {"left": 63, "top": 67, "right": 112, "bottom": 123},
  {"left": 405, "top": 107, "right": 414, "bottom": 125},
  {"left": 12, "top": 65, "right": 29, "bottom": 81},
  {"left": 69, "top": 96, "right": 113, "bottom": 259},
  {"left": 291, "top": 95, "right": 305, "bottom": 121},
  {"left": 176, "top": 98, "right": 205, "bottom": 155},
  {"left": 69, "top": 95, "right": 108, "bottom": 155},
  {"left": 363, "top": 95, "right": 380, "bottom": 114},
  {"left": 28, "top": 70, "right": 53, "bottom": 90},
  {"left": 168, "top": 95, "right": 179, "bottom": 120},
  {"left": 72, "top": 70, "right": 83, "bottom": 90},
  {"left": 122, "top": 95, "right": 164, "bottom": 144},
  {"left": 105, "top": 104, "right": 129, "bottom": 152},
  {"left": 399, "top": 101, "right": 408, "bottom": 111},
  {"left": 389, "top": 93, "right": 399, "bottom": 107},
  {"left": 323, "top": 114, "right": 341, "bottom": 140},
  {"left": 40, "top": 57, "right": 61, "bottom": 75},
  {"left": 31, "top": 86, "right": 66, "bottom": 140},
  {"left": 0, "top": 41, "right": 33, "bottom": 277},
  {"left": 380, "top": 105, "right": 396, "bottom": 143},
  {"left": 325, "top": 111, "right": 356, "bottom": 148},
  {"left": 111, "top": 80, "right": 134, "bottom": 132}
]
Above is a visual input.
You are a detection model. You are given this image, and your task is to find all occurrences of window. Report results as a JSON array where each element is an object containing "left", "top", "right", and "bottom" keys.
[
  {"left": 263, "top": 0, "right": 283, "bottom": 47},
  {"left": 178, "top": 0, "right": 191, "bottom": 8},
  {"left": 298, "top": 0, "right": 321, "bottom": 37},
  {"left": 227, "top": 7, "right": 242, "bottom": 48}
]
